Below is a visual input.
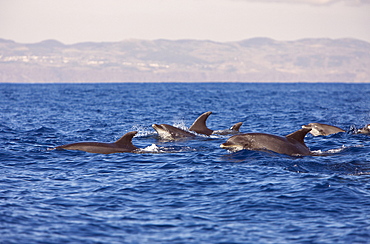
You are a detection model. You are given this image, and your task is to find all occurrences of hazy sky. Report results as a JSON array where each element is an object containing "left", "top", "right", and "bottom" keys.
[{"left": 1, "top": 0, "right": 369, "bottom": 44}]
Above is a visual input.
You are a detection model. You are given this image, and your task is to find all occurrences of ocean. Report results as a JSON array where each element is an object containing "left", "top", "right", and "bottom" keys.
[{"left": 1, "top": 83, "right": 370, "bottom": 243}]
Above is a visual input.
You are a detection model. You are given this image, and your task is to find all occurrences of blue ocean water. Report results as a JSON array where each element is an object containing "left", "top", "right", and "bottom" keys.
[{"left": 1, "top": 83, "right": 370, "bottom": 244}]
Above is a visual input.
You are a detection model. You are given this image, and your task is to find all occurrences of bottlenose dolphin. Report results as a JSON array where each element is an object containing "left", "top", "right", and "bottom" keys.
[
  {"left": 189, "top": 111, "right": 214, "bottom": 135},
  {"left": 356, "top": 124, "right": 370, "bottom": 134},
  {"left": 152, "top": 124, "right": 196, "bottom": 140},
  {"left": 302, "top": 123, "right": 345, "bottom": 136},
  {"left": 54, "top": 131, "right": 139, "bottom": 154},
  {"left": 213, "top": 122, "right": 243, "bottom": 135},
  {"left": 189, "top": 111, "right": 243, "bottom": 136},
  {"left": 220, "top": 128, "right": 312, "bottom": 156}
]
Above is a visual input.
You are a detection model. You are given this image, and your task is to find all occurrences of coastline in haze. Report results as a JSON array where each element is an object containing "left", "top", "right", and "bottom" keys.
[{"left": 1, "top": 37, "right": 369, "bottom": 83}]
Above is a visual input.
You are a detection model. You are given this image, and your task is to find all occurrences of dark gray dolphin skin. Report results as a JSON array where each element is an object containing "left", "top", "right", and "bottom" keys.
[
  {"left": 213, "top": 122, "right": 243, "bottom": 135},
  {"left": 189, "top": 111, "right": 214, "bottom": 136},
  {"left": 220, "top": 128, "right": 312, "bottom": 156},
  {"left": 189, "top": 111, "right": 243, "bottom": 136},
  {"left": 152, "top": 124, "right": 196, "bottom": 140},
  {"left": 356, "top": 124, "right": 370, "bottom": 134},
  {"left": 302, "top": 123, "right": 345, "bottom": 136},
  {"left": 54, "top": 131, "right": 139, "bottom": 154}
]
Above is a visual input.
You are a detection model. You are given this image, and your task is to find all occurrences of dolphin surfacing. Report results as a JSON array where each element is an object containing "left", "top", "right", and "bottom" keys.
[
  {"left": 213, "top": 122, "right": 243, "bottom": 135},
  {"left": 152, "top": 124, "right": 196, "bottom": 140},
  {"left": 54, "top": 131, "right": 139, "bottom": 154},
  {"left": 356, "top": 124, "right": 370, "bottom": 135},
  {"left": 189, "top": 111, "right": 214, "bottom": 136},
  {"left": 302, "top": 123, "right": 345, "bottom": 136},
  {"left": 220, "top": 128, "right": 312, "bottom": 156},
  {"left": 189, "top": 111, "right": 243, "bottom": 136}
]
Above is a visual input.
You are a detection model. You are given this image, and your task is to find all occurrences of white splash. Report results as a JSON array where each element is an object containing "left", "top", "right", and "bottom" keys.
[
  {"left": 131, "top": 125, "right": 156, "bottom": 137},
  {"left": 172, "top": 120, "right": 188, "bottom": 131},
  {"left": 326, "top": 145, "right": 348, "bottom": 154},
  {"left": 312, "top": 144, "right": 364, "bottom": 155},
  {"left": 141, "top": 144, "right": 161, "bottom": 153}
]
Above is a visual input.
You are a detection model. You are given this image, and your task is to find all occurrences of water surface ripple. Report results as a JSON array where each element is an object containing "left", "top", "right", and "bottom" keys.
[{"left": 1, "top": 83, "right": 370, "bottom": 243}]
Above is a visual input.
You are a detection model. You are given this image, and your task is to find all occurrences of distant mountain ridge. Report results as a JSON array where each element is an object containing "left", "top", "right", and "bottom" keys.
[{"left": 0, "top": 37, "right": 369, "bottom": 82}]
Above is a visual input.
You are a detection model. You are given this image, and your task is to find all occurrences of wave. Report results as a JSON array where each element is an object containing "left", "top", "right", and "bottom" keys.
[
  {"left": 311, "top": 144, "right": 365, "bottom": 156},
  {"left": 138, "top": 144, "right": 197, "bottom": 154}
]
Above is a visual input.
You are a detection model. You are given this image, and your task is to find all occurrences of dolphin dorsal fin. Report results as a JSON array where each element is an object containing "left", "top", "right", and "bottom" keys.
[
  {"left": 189, "top": 111, "right": 213, "bottom": 136},
  {"left": 285, "top": 128, "right": 311, "bottom": 144},
  {"left": 230, "top": 122, "right": 243, "bottom": 132},
  {"left": 115, "top": 131, "right": 139, "bottom": 150}
]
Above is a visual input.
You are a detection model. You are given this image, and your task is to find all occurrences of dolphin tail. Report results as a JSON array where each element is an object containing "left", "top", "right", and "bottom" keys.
[
  {"left": 189, "top": 111, "right": 213, "bottom": 136},
  {"left": 114, "top": 131, "right": 139, "bottom": 150},
  {"left": 285, "top": 128, "right": 312, "bottom": 144},
  {"left": 230, "top": 122, "right": 243, "bottom": 132}
]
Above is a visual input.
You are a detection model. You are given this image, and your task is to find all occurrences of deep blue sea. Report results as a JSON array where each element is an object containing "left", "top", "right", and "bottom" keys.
[{"left": 1, "top": 83, "right": 370, "bottom": 244}]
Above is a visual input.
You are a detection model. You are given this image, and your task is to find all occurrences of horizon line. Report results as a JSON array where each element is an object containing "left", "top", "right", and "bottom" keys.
[{"left": 1, "top": 36, "right": 369, "bottom": 45}]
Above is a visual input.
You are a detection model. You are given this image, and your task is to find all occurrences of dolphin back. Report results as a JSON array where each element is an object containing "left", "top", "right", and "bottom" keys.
[
  {"left": 285, "top": 128, "right": 312, "bottom": 145},
  {"left": 302, "top": 123, "right": 345, "bottom": 136},
  {"left": 152, "top": 124, "right": 195, "bottom": 140},
  {"left": 114, "top": 131, "right": 139, "bottom": 151},
  {"left": 357, "top": 124, "right": 370, "bottom": 134},
  {"left": 189, "top": 111, "right": 213, "bottom": 136},
  {"left": 230, "top": 122, "right": 243, "bottom": 132}
]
